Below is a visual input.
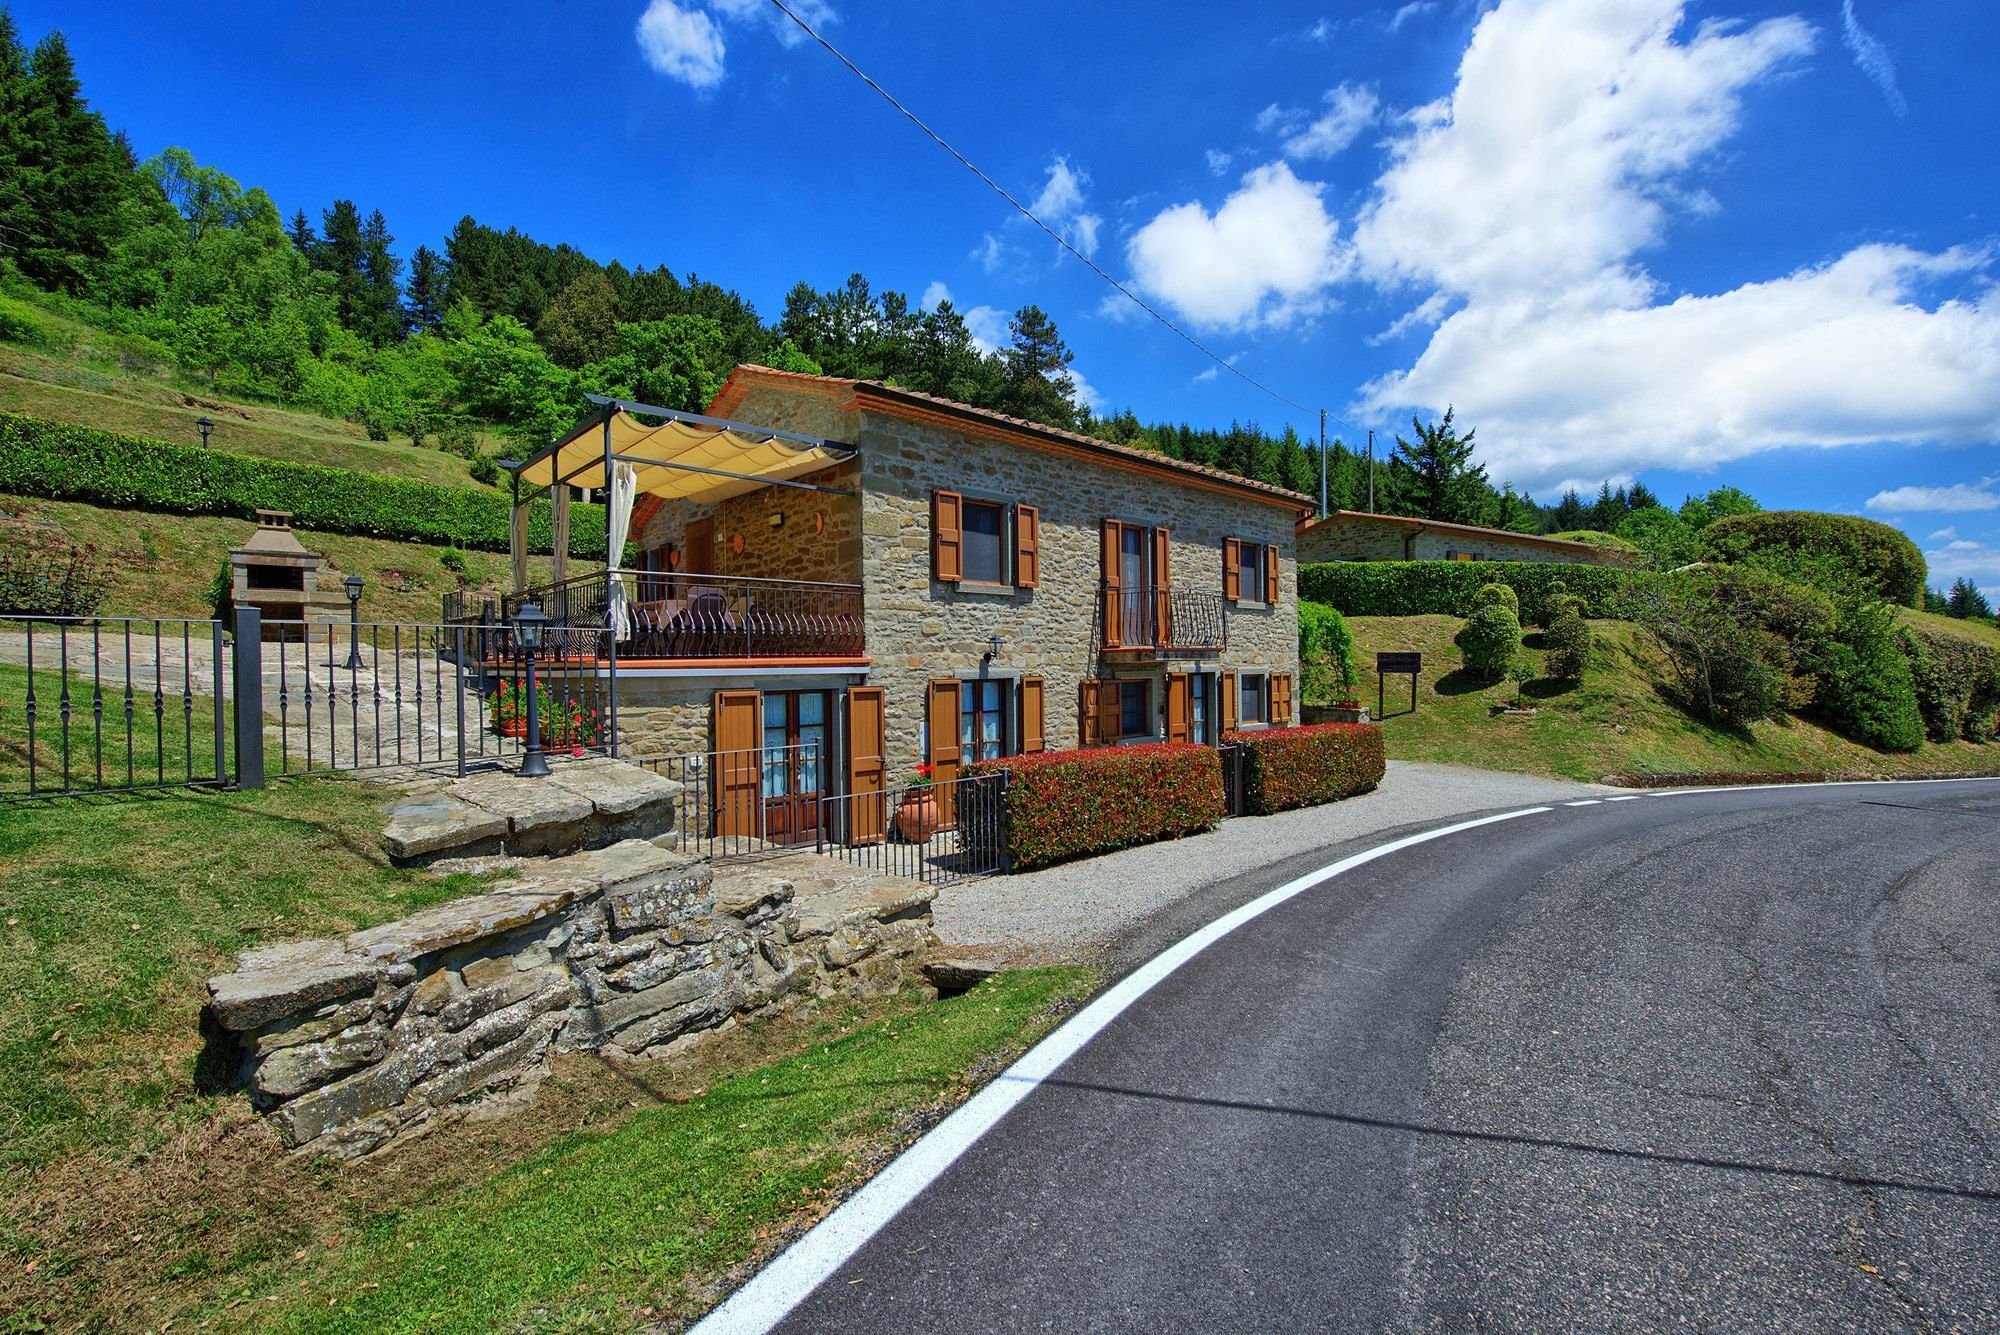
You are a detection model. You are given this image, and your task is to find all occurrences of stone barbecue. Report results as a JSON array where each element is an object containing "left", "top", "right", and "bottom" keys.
[{"left": 228, "top": 509, "right": 339, "bottom": 632}]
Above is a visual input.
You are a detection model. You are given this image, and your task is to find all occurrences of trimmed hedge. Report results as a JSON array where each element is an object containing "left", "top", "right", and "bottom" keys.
[
  {"left": 1300, "top": 560, "right": 1639, "bottom": 622},
  {"left": 1223, "top": 722, "right": 1385, "bottom": 814},
  {"left": 968, "top": 742, "right": 1224, "bottom": 870},
  {"left": 1899, "top": 620, "right": 2000, "bottom": 742},
  {"left": 1698, "top": 510, "right": 1926, "bottom": 608},
  {"left": 0, "top": 411, "right": 606, "bottom": 556}
]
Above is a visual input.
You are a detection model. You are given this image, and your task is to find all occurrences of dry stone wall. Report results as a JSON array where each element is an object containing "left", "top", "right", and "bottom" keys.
[{"left": 203, "top": 840, "right": 934, "bottom": 1158}]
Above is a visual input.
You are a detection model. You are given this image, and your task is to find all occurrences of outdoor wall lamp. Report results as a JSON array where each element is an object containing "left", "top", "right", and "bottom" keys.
[
  {"left": 341, "top": 575, "right": 365, "bottom": 669},
  {"left": 195, "top": 416, "right": 214, "bottom": 449},
  {"left": 983, "top": 633, "right": 1004, "bottom": 665},
  {"left": 512, "top": 601, "right": 551, "bottom": 778}
]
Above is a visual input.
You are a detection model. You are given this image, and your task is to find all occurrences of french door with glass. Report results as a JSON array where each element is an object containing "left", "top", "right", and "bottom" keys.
[{"left": 761, "top": 689, "right": 830, "bottom": 844}]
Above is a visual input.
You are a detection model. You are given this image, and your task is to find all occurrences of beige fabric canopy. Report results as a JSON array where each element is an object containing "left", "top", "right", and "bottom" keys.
[{"left": 515, "top": 402, "right": 854, "bottom": 505}]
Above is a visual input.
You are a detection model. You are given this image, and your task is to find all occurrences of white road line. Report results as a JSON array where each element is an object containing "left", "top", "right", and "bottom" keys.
[
  {"left": 1563, "top": 799, "right": 1602, "bottom": 807},
  {"left": 690, "top": 805, "right": 1554, "bottom": 1335},
  {"left": 1604, "top": 794, "right": 1646, "bottom": 802},
  {"left": 691, "top": 772, "right": 2000, "bottom": 1334}
]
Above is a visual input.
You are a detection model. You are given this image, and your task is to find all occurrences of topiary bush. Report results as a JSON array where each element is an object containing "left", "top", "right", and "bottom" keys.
[
  {"left": 1222, "top": 722, "right": 1385, "bottom": 814},
  {"left": 1300, "top": 560, "right": 1638, "bottom": 623},
  {"left": 1898, "top": 621, "right": 2000, "bottom": 742},
  {"left": 1698, "top": 511, "right": 1926, "bottom": 608},
  {"left": 1298, "top": 600, "right": 1358, "bottom": 703},
  {"left": 967, "top": 742, "right": 1224, "bottom": 870},
  {"left": 1544, "top": 606, "right": 1591, "bottom": 681},
  {"left": 1472, "top": 581, "right": 1519, "bottom": 618},
  {"left": 1454, "top": 602, "right": 1519, "bottom": 681},
  {"left": 0, "top": 411, "right": 605, "bottom": 556}
]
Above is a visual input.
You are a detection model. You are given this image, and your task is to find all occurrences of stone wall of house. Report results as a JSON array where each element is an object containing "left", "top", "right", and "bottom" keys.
[
  {"left": 631, "top": 458, "right": 863, "bottom": 586},
  {"left": 1298, "top": 516, "right": 1632, "bottom": 567},
  {"left": 203, "top": 839, "right": 933, "bottom": 1158},
  {"left": 853, "top": 406, "right": 1302, "bottom": 777}
]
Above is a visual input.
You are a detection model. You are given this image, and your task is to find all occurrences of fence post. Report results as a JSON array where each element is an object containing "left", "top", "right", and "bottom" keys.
[
  {"left": 211, "top": 620, "right": 227, "bottom": 785},
  {"left": 454, "top": 626, "right": 468, "bottom": 778},
  {"left": 998, "top": 768, "right": 1013, "bottom": 874},
  {"left": 231, "top": 607, "right": 265, "bottom": 789}
]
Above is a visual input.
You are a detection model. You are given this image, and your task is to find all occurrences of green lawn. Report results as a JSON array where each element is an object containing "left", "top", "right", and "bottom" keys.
[
  {"left": 0, "top": 659, "right": 229, "bottom": 800},
  {"left": 1346, "top": 615, "right": 1998, "bottom": 783}
]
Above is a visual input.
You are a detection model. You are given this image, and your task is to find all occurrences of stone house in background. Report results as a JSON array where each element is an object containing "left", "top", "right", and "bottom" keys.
[
  {"left": 1297, "top": 510, "right": 1638, "bottom": 567},
  {"left": 490, "top": 365, "right": 1309, "bottom": 844}
]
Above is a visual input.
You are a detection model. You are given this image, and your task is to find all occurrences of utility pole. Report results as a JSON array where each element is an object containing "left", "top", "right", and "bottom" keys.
[
  {"left": 1367, "top": 429, "right": 1376, "bottom": 514},
  {"left": 1317, "top": 409, "right": 1328, "bottom": 519}
]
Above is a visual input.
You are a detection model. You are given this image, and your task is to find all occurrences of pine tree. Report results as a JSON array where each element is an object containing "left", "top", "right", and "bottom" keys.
[
  {"left": 358, "top": 209, "right": 402, "bottom": 345},
  {"left": 11, "top": 28, "right": 134, "bottom": 290},
  {"left": 404, "top": 243, "right": 445, "bottom": 334},
  {"left": 286, "top": 207, "right": 316, "bottom": 254},
  {"left": 1947, "top": 576, "right": 1993, "bottom": 620},
  {"left": 999, "top": 304, "right": 1079, "bottom": 430},
  {"left": 1587, "top": 481, "right": 1619, "bottom": 530},
  {"left": 1627, "top": 480, "right": 1659, "bottom": 511},
  {"left": 1391, "top": 408, "right": 1488, "bottom": 523},
  {"left": 317, "top": 199, "right": 367, "bottom": 331},
  {"left": 1554, "top": 488, "right": 1588, "bottom": 531},
  {"left": 0, "top": 10, "right": 30, "bottom": 266}
]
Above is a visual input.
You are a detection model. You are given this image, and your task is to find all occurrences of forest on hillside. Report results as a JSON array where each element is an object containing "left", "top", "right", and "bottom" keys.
[{"left": 0, "top": 5, "right": 1792, "bottom": 560}]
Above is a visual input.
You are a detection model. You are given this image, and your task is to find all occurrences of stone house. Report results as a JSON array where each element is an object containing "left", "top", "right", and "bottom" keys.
[
  {"left": 493, "top": 365, "right": 1310, "bottom": 843},
  {"left": 1297, "top": 510, "right": 1638, "bottom": 567}
]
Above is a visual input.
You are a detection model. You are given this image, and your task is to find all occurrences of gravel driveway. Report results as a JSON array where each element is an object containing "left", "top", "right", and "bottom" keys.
[{"left": 931, "top": 759, "right": 1605, "bottom": 965}]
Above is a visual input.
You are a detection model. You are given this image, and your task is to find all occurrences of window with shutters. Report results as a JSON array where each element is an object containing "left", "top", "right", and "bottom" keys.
[
  {"left": 1232, "top": 539, "right": 1266, "bottom": 603},
  {"left": 962, "top": 498, "right": 1007, "bottom": 584},
  {"left": 1117, "top": 680, "right": 1150, "bottom": 739},
  {"left": 959, "top": 678, "right": 1010, "bottom": 761},
  {"left": 1239, "top": 672, "right": 1269, "bottom": 726}
]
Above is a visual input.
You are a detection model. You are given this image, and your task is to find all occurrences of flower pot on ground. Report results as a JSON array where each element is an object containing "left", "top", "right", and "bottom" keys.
[{"left": 895, "top": 768, "right": 941, "bottom": 843}]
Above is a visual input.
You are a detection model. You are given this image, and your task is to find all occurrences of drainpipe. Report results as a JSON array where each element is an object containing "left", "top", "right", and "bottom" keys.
[{"left": 1403, "top": 524, "right": 1426, "bottom": 561}]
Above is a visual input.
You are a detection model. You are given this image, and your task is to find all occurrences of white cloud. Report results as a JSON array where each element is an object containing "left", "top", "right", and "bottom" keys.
[
  {"left": 970, "top": 233, "right": 1010, "bottom": 275},
  {"left": 710, "top": 0, "right": 833, "bottom": 47},
  {"left": 1278, "top": 83, "right": 1381, "bottom": 160},
  {"left": 1370, "top": 292, "right": 1454, "bottom": 345},
  {"left": 1923, "top": 538, "right": 2000, "bottom": 590},
  {"left": 1192, "top": 366, "right": 1219, "bottom": 384},
  {"left": 1389, "top": 2, "right": 1437, "bottom": 34},
  {"left": 1352, "top": 0, "right": 1815, "bottom": 302},
  {"left": 1867, "top": 480, "right": 2000, "bottom": 514},
  {"left": 1029, "top": 158, "right": 1103, "bottom": 258},
  {"left": 1068, "top": 366, "right": 1108, "bottom": 413},
  {"left": 919, "top": 281, "right": 952, "bottom": 313},
  {"left": 1205, "top": 149, "right": 1234, "bottom": 176},
  {"left": 1929, "top": 527, "right": 1959, "bottom": 542},
  {"left": 961, "top": 305, "right": 1011, "bottom": 355},
  {"left": 1302, "top": 17, "right": 1338, "bottom": 42},
  {"left": 1125, "top": 162, "right": 1348, "bottom": 330},
  {"left": 1841, "top": 0, "right": 1906, "bottom": 116},
  {"left": 635, "top": 0, "right": 726, "bottom": 89},
  {"left": 1254, "top": 103, "right": 1291, "bottom": 135}
]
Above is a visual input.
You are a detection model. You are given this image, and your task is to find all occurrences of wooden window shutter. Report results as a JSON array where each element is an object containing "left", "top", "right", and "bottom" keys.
[
  {"left": 1013, "top": 504, "right": 1040, "bottom": 589},
  {"left": 926, "top": 679, "right": 961, "bottom": 826},
  {"left": 1020, "top": 676, "right": 1046, "bottom": 753},
  {"left": 1095, "top": 680, "right": 1124, "bottom": 743},
  {"left": 1223, "top": 537, "right": 1242, "bottom": 602},
  {"left": 1079, "top": 681, "right": 1102, "bottom": 747},
  {"left": 1101, "top": 519, "right": 1124, "bottom": 649},
  {"left": 1219, "top": 671, "right": 1238, "bottom": 734},
  {"left": 1151, "top": 527, "right": 1172, "bottom": 649},
  {"left": 1264, "top": 543, "right": 1281, "bottom": 606},
  {"left": 712, "top": 689, "right": 762, "bottom": 839},
  {"left": 1165, "top": 672, "right": 1191, "bottom": 744},
  {"left": 932, "top": 490, "right": 963, "bottom": 583},
  {"left": 1272, "top": 672, "right": 1293, "bottom": 725},
  {"left": 845, "top": 687, "right": 886, "bottom": 846}
]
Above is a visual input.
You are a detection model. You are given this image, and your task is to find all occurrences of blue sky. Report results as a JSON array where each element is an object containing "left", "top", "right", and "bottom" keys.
[{"left": 23, "top": 0, "right": 2000, "bottom": 594}]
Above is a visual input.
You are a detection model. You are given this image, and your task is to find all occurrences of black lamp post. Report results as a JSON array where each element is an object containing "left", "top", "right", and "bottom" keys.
[
  {"left": 196, "top": 416, "right": 214, "bottom": 449},
  {"left": 513, "top": 600, "right": 550, "bottom": 778},
  {"left": 342, "top": 575, "right": 365, "bottom": 669}
]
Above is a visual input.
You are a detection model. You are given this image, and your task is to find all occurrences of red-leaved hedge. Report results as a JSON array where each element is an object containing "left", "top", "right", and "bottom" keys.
[
  {"left": 1223, "top": 722, "right": 1385, "bottom": 814},
  {"left": 968, "top": 742, "right": 1223, "bottom": 870}
]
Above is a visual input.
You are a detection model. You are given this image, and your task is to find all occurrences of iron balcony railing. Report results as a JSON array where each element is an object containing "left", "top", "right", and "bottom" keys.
[
  {"left": 488, "top": 569, "right": 864, "bottom": 662},
  {"left": 1098, "top": 585, "right": 1228, "bottom": 653}
]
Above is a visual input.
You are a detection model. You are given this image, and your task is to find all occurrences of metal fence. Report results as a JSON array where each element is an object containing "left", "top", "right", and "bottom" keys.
[
  {"left": 1, "top": 614, "right": 228, "bottom": 800},
  {"left": 1217, "top": 740, "right": 1249, "bottom": 818},
  {"left": 634, "top": 742, "right": 1009, "bottom": 886},
  {"left": 503, "top": 569, "right": 865, "bottom": 662}
]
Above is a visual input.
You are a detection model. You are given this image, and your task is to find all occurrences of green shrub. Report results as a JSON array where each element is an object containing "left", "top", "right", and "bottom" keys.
[
  {"left": 1898, "top": 621, "right": 2000, "bottom": 742},
  {"left": 468, "top": 453, "right": 501, "bottom": 486},
  {"left": 1544, "top": 608, "right": 1591, "bottom": 681},
  {"left": 1300, "top": 560, "right": 1638, "bottom": 624},
  {"left": 1222, "top": 722, "right": 1386, "bottom": 814},
  {"left": 0, "top": 411, "right": 603, "bottom": 556},
  {"left": 1298, "top": 600, "right": 1358, "bottom": 702},
  {"left": 0, "top": 529, "right": 109, "bottom": 616},
  {"left": 1813, "top": 607, "right": 1925, "bottom": 752},
  {"left": 1622, "top": 566, "right": 1811, "bottom": 727},
  {"left": 0, "top": 293, "right": 59, "bottom": 351},
  {"left": 1472, "top": 581, "right": 1519, "bottom": 617},
  {"left": 1454, "top": 603, "right": 1519, "bottom": 681},
  {"left": 207, "top": 556, "right": 233, "bottom": 622},
  {"left": 1698, "top": 511, "right": 1926, "bottom": 608},
  {"left": 968, "top": 742, "right": 1224, "bottom": 870}
]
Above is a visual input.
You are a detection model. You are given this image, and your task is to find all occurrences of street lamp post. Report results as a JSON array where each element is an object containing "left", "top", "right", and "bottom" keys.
[
  {"left": 342, "top": 575, "right": 365, "bottom": 669},
  {"left": 512, "top": 601, "right": 551, "bottom": 778},
  {"left": 196, "top": 417, "right": 214, "bottom": 449}
]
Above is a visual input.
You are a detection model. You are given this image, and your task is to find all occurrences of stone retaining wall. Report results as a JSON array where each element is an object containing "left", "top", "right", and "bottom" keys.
[{"left": 203, "top": 840, "right": 935, "bottom": 1158}]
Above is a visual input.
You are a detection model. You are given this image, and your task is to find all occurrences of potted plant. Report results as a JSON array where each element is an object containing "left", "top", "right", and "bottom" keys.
[
  {"left": 492, "top": 681, "right": 527, "bottom": 738},
  {"left": 895, "top": 765, "right": 941, "bottom": 843}
]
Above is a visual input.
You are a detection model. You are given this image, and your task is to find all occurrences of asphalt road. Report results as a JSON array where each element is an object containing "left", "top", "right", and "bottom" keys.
[{"left": 748, "top": 780, "right": 2000, "bottom": 1333}]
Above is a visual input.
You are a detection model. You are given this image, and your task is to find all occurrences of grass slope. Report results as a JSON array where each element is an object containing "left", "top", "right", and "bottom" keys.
[
  {"left": 1, "top": 339, "right": 509, "bottom": 490},
  {"left": 1349, "top": 615, "right": 1996, "bottom": 783},
  {"left": 4, "top": 494, "right": 557, "bottom": 624}
]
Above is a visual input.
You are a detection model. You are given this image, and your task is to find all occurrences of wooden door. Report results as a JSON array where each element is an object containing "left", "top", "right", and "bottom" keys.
[
  {"left": 684, "top": 518, "right": 715, "bottom": 577},
  {"left": 760, "top": 690, "right": 830, "bottom": 845},
  {"left": 846, "top": 686, "right": 886, "bottom": 846},
  {"left": 713, "top": 689, "right": 761, "bottom": 839}
]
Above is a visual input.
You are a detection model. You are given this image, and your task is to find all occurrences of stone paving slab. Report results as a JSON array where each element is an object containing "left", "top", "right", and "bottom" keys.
[
  {"left": 381, "top": 792, "right": 508, "bottom": 862},
  {"left": 382, "top": 756, "right": 683, "bottom": 863}
]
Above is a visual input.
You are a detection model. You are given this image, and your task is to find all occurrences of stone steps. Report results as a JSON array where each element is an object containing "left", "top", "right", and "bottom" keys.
[{"left": 380, "top": 755, "right": 681, "bottom": 864}]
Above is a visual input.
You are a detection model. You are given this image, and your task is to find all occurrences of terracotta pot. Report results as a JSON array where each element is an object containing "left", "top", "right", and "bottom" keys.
[
  {"left": 895, "top": 790, "right": 940, "bottom": 843},
  {"left": 497, "top": 717, "right": 526, "bottom": 738}
]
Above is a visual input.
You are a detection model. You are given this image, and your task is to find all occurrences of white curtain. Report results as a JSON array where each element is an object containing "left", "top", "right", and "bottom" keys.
[
  {"left": 509, "top": 502, "right": 528, "bottom": 596},
  {"left": 606, "top": 462, "right": 637, "bottom": 641},
  {"left": 550, "top": 484, "right": 570, "bottom": 590}
]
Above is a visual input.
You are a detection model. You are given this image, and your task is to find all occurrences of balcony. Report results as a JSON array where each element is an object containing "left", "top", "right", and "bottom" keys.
[
  {"left": 1099, "top": 585, "right": 1227, "bottom": 653},
  {"left": 461, "top": 570, "right": 865, "bottom": 664}
]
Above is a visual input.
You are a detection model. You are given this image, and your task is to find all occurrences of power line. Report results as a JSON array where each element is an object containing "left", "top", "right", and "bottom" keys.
[{"left": 767, "top": 0, "right": 1356, "bottom": 433}]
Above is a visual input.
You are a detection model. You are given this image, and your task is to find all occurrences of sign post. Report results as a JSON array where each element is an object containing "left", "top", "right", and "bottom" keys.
[{"left": 1376, "top": 651, "right": 1421, "bottom": 719}]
